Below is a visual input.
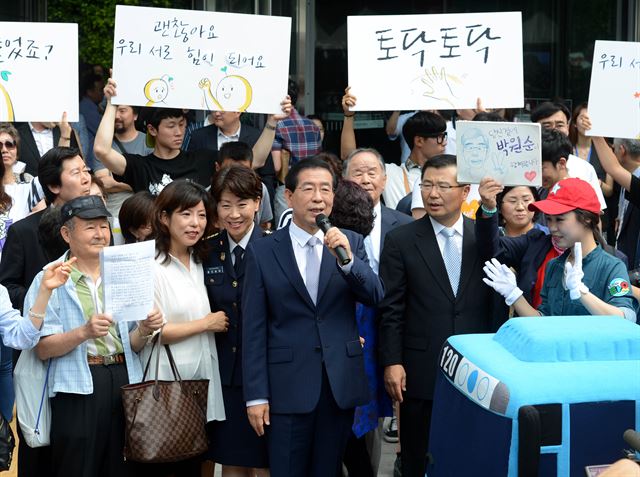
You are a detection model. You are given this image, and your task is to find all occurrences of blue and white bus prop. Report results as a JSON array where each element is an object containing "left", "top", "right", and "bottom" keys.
[{"left": 427, "top": 316, "right": 640, "bottom": 477}]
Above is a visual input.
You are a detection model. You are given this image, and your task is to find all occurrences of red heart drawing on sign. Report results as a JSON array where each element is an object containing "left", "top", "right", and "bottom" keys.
[{"left": 524, "top": 171, "right": 537, "bottom": 182}]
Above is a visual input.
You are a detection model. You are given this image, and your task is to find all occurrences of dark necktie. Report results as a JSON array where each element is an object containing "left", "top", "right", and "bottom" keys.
[{"left": 233, "top": 245, "right": 244, "bottom": 275}]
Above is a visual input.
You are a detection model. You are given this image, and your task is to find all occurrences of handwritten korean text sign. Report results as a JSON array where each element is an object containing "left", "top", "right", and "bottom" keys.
[
  {"left": 0, "top": 22, "right": 78, "bottom": 122},
  {"left": 456, "top": 121, "right": 541, "bottom": 186},
  {"left": 112, "top": 5, "right": 291, "bottom": 114},
  {"left": 586, "top": 40, "right": 640, "bottom": 140},
  {"left": 347, "top": 12, "right": 523, "bottom": 111}
]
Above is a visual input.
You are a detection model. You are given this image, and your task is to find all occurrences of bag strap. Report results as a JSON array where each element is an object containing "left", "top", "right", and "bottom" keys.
[
  {"left": 112, "top": 135, "right": 128, "bottom": 154},
  {"left": 34, "top": 359, "right": 51, "bottom": 434},
  {"left": 141, "top": 333, "right": 159, "bottom": 381},
  {"left": 163, "top": 344, "right": 182, "bottom": 382}
]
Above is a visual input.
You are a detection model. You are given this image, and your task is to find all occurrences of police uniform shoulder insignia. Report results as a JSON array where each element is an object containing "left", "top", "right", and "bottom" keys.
[
  {"left": 608, "top": 278, "right": 631, "bottom": 297},
  {"left": 204, "top": 231, "right": 220, "bottom": 241},
  {"left": 262, "top": 230, "right": 273, "bottom": 236}
]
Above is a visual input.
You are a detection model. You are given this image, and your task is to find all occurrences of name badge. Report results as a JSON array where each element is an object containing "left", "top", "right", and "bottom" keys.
[{"left": 205, "top": 266, "right": 224, "bottom": 285}]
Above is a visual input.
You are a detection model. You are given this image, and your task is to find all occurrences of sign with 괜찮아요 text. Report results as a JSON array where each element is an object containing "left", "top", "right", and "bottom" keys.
[
  {"left": 586, "top": 40, "right": 640, "bottom": 140},
  {"left": 0, "top": 22, "right": 78, "bottom": 122},
  {"left": 347, "top": 12, "right": 523, "bottom": 111},
  {"left": 456, "top": 121, "right": 541, "bottom": 186},
  {"left": 112, "top": 5, "right": 291, "bottom": 114}
]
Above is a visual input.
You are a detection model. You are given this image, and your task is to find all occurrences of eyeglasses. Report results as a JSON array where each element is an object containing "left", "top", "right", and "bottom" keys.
[
  {"left": 421, "top": 132, "right": 448, "bottom": 145},
  {"left": 0, "top": 141, "right": 16, "bottom": 150},
  {"left": 420, "top": 182, "right": 466, "bottom": 192}
]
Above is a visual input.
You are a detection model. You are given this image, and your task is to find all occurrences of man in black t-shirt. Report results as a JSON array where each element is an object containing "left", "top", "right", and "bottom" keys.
[
  {"left": 94, "top": 78, "right": 293, "bottom": 197},
  {"left": 94, "top": 79, "right": 217, "bottom": 195}
]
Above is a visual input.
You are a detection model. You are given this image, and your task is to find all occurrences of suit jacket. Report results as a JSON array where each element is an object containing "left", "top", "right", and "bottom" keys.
[
  {"left": 0, "top": 209, "right": 47, "bottom": 310},
  {"left": 241, "top": 226, "right": 384, "bottom": 414},
  {"left": 15, "top": 123, "right": 79, "bottom": 177},
  {"left": 380, "top": 205, "right": 413, "bottom": 256},
  {"left": 188, "top": 123, "right": 276, "bottom": 196},
  {"left": 617, "top": 196, "right": 640, "bottom": 269},
  {"left": 378, "top": 216, "right": 492, "bottom": 400},
  {"left": 203, "top": 226, "right": 266, "bottom": 387}
]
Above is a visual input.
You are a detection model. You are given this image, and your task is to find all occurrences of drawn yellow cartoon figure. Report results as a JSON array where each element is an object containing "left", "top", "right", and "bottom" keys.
[
  {"left": 0, "top": 71, "right": 15, "bottom": 121},
  {"left": 143, "top": 75, "right": 173, "bottom": 106},
  {"left": 199, "top": 67, "right": 252, "bottom": 112}
]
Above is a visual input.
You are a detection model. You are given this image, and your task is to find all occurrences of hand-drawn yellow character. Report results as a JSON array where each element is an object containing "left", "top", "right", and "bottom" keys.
[
  {"left": 0, "top": 71, "right": 15, "bottom": 121},
  {"left": 143, "top": 75, "right": 173, "bottom": 106},
  {"left": 199, "top": 68, "right": 252, "bottom": 112}
]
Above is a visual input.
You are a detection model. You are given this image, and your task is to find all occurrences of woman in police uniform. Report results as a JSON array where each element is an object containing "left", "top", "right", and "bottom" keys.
[
  {"left": 484, "top": 177, "right": 637, "bottom": 321},
  {"left": 204, "top": 166, "right": 269, "bottom": 476}
]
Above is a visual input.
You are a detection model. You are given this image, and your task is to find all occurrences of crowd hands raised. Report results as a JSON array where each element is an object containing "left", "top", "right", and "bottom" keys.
[{"left": 0, "top": 61, "right": 636, "bottom": 477}]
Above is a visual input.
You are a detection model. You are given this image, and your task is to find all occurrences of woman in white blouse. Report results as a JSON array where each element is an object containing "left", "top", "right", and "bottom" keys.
[{"left": 141, "top": 179, "right": 228, "bottom": 476}]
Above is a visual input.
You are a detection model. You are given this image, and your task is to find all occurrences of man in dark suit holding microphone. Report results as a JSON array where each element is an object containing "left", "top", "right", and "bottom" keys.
[
  {"left": 379, "top": 154, "right": 493, "bottom": 477},
  {"left": 242, "top": 157, "right": 384, "bottom": 477}
]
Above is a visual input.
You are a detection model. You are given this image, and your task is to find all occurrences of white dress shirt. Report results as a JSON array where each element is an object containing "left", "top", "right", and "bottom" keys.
[
  {"left": 29, "top": 123, "right": 54, "bottom": 157},
  {"left": 429, "top": 214, "right": 464, "bottom": 257},
  {"left": 228, "top": 223, "right": 254, "bottom": 265},
  {"left": 142, "top": 252, "right": 225, "bottom": 422},
  {"left": 217, "top": 124, "right": 241, "bottom": 150},
  {"left": 364, "top": 202, "right": 382, "bottom": 274}
]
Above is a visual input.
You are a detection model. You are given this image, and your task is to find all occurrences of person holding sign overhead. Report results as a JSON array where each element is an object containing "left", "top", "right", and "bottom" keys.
[
  {"left": 28, "top": 195, "right": 164, "bottom": 477},
  {"left": 378, "top": 154, "right": 492, "bottom": 477},
  {"left": 483, "top": 177, "right": 637, "bottom": 321}
]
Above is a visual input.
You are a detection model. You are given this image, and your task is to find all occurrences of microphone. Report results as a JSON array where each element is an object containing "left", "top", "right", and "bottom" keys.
[
  {"left": 624, "top": 429, "right": 640, "bottom": 452},
  {"left": 315, "top": 214, "right": 351, "bottom": 266}
]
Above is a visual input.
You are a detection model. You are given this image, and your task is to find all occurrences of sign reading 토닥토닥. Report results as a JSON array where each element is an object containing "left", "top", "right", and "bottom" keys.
[
  {"left": 111, "top": 5, "right": 291, "bottom": 114},
  {"left": 347, "top": 12, "right": 524, "bottom": 111},
  {"left": 0, "top": 22, "right": 78, "bottom": 122},
  {"left": 586, "top": 40, "right": 640, "bottom": 140},
  {"left": 456, "top": 121, "right": 541, "bottom": 186}
]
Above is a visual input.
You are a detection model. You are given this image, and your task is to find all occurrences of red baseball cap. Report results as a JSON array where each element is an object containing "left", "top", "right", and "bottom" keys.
[{"left": 528, "top": 178, "right": 601, "bottom": 215}]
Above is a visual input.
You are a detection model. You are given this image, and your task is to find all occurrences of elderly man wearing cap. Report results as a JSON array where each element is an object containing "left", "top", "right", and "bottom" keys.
[
  {"left": 483, "top": 177, "right": 637, "bottom": 322},
  {"left": 24, "top": 195, "right": 164, "bottom": 477}
]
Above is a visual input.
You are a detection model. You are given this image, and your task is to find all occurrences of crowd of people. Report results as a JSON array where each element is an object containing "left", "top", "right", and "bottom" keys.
[{"left": 0, "top": 57, "right": 638, "bottom": 477}]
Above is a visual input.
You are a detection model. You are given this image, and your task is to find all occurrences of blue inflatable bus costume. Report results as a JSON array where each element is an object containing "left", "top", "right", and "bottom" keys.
[{"left": 427, "top": 316, "right": 640, "bottom": 477}]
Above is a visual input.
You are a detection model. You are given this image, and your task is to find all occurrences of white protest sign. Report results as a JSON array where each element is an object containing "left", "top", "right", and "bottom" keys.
[
  {"left": 347, "top": 12, "right": 523, "bottom": 111},
  {"left": 112, "top": 5, "right": 291, "bottom": 114},
  {"left": 586, "top": 40, "right": 640, "bottom": 140},
  {"left": 101, "top": 240, "right": 155, "bottom": 323},
  {"left": 456, "top": 121, "right": 541, "bottom": 186},
  {"left": 0, "top": 22, "right": 78, "bottom": 122}
]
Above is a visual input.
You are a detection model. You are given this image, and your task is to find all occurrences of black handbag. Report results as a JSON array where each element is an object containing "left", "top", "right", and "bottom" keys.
[{"left": 0, "top": 413, "right": 15, "bottom": 471}]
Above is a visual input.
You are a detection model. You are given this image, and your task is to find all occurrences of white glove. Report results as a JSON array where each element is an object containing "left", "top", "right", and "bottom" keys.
[
  {"left": 483, "top": 258, "right": 523, "bottom": 306},
  {"left": 564, "top": 242, "right": 588, "bottom": 300}
]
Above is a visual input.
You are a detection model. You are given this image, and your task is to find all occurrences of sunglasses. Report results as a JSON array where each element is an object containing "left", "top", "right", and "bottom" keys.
[{"left": 0, "top": 141, "right": 16, "bottom": 150}]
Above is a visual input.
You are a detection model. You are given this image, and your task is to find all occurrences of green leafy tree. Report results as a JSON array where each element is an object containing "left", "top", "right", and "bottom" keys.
[{"left": 48, "top": 0, "right": 192, "bottom": 69}]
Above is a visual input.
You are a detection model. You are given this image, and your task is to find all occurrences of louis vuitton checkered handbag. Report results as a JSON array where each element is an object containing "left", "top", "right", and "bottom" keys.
[{"left": 121, "top": 331, "right": 209, "bottom": 463}]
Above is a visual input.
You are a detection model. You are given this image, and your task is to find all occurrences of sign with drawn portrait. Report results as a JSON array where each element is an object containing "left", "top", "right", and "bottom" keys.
[
  {"left": 111, "top": 5, "right": 291, "bottom": 114},
  {"left": 347, "top": 12, "right": 523, "bottom": 111},
  {"left": 0, "top": 22, "right": 78, "bottom": 122},
  {"left": 456, "top": 121, "right": 541, "bottom": 186},
  {"left": 586, "top": 40, "right": 640, "bottom": 140}
]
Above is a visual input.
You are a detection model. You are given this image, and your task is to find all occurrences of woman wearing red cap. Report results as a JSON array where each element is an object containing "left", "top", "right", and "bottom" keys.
[{"left": 483, "top": 177, "right": 637, "bottom": 321}]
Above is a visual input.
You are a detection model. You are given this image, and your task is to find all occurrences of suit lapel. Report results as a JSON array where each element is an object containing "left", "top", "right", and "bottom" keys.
[
  {"left": 379, "top": 206, "right": 395, "bottom": 256},
  {"left": 237, "top": 225, "right": 263, "bottom": 280},
  {"left": 316, "top": 245, "right": 335, "bottom": 305},
  {"left": 218, "top": 232, "right": 237, "bottom": 280},
  {"left": 457, "top": 217, "right": 478, "bottom": 297},
  {"left": 414, "top": 217, "right": 455, "bottom": 301},
  {"left": 273, "top": 228, "right": 315, "bottom": 309},
  {"left": 23, "top": 126, "right": 40, "bottom": 160}
]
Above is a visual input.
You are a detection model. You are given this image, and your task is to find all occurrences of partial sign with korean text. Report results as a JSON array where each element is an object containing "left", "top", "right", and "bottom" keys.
[
  {"left": 0, "top": 22, "right": 78, "bottom": 122},
  {"left": 587, "top": 40, "right": 640, "bottom": 140},
  {"left": 347, "top": 12, "right": 523, "bottom": 111},
  {"left": 112, "top": 5, "right": 291, "bottom": 114},
  {"left": 456, "top": 121, "right": 541, "bottom": 186}
]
